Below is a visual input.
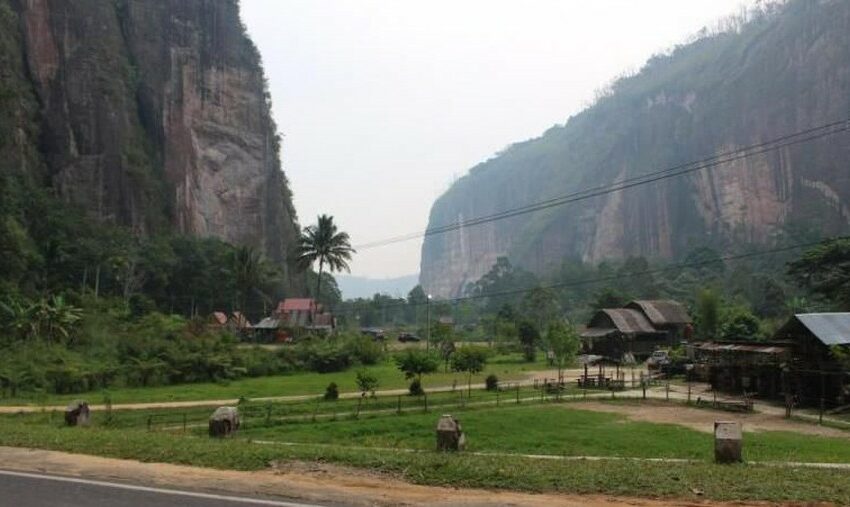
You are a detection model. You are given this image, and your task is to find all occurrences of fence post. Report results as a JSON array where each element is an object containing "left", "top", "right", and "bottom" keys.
[
  {"left": 666, "top": 381, "right": 670, "bottom": 401},
  {"left": 147, "top": 415, "right": 152, "bottom": 432},
  {"left": 783, "top": 367, "right": 792, "bottom": 419},
  {"left": 516, "top": 384, "right": 520, "bottom": 404},
  {"left": 687, "top": 382, "right": 692, "bottom": 405}
]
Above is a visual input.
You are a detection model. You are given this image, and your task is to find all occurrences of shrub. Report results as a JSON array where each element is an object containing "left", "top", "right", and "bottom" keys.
[
  {"left": 485, "top": 374, "right": 499, "bottom": 391},
  {"left": 324, "top": 382, "right": 339, "bottom": 401},
  {"left": 408, "top": 379, "right": 424, "bottom": 396},
  {"left": 297, "top": 339, "right": 351, "bottom": 373},
  {"left": 238, "top": 347, "right": 284, "bottom": 377},
  {"left": 343, "top": 334, "right": 385, "bottom": 365}
]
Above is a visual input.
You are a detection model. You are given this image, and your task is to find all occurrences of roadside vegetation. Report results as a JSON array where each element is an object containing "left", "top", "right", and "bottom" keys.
[{"left": 2, "top": 401, "right": 849, "bottom": 504}]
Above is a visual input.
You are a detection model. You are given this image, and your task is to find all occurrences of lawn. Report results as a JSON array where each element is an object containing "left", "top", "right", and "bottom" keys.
[
  {"left": 0, "top": 412, "right": 848, "bottom": 504},
  {"left": 238, "top": 403, "right": 850, "bottom": 464},
  {"left": 0, "top": 354, "right": 549, "bottom": 406}
]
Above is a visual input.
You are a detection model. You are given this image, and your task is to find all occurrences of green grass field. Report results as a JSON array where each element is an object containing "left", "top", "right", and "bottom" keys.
[
  {"left": 1, "top": 354, "right": 549, "bottom": 406},
  {"left": 238, "top": 404, "right": 850, "bottom": 464},
  {"left": 1, "top": 404, "right": 849, "bottom": 504}
]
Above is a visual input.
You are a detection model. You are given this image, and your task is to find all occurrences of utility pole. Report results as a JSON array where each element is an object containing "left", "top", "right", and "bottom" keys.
[{"left": 426, "top": 294, "right": 432, "bottom": 350}]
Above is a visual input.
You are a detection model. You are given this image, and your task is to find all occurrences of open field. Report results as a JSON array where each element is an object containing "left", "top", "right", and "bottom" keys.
[
  {"left": 0, "top": 412, "right": 847, "bottom": 504},
  {"left": 0, "top": 353, "right": 549, "bottom": 407},
  {"left": 2, "top": 395, "right": 850, "bottom": 504},
  {"left": 236, "top": 404, "right": 850, "bottom": 464}
]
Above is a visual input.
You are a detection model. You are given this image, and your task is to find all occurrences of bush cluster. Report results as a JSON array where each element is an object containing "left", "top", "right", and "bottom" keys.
[{"left": 0, "top": 304, "right": 386, "bottom": 397}]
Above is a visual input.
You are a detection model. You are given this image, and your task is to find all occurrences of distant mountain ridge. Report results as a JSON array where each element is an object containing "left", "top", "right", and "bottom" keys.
[
  {"left": 420, "top": 0, "right": 850, "bottom": 298},
  {"left": 336, "top": 274, "right": 419, "bottom": 300}
]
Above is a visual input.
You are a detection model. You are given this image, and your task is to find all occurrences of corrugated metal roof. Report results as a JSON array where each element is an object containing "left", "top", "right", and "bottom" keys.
[
  {"left": 696, "top": 342, "right": 790, "bottom": 355},
  {"left": 626, "top": 300, "right": 692, "bottom": 326},
  {"left": 254, "top": 317, "right": 281, "bottom": 330},
  {"left": 601, "top": 308, "right": 657, "bottom": 334},
  {"left": 211, "top": 312, "right": 228, "bottom": 325},
  {"left": 795, "top": 313, "right": 850, "bottom": 346},
  {"left": 580, "top": 327, "right": 617, "bottom": 338}
]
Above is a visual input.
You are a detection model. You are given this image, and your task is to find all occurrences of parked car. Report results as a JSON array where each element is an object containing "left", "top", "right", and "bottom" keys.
[
  {"left": 361, "top": 328, "right": 385, "bottom": 341},
  {"left": 646, "top": 350, "right": 671, "bottom": 369},
  {"left": 397, "top": 332, "right": 421, "bottom": 343}
]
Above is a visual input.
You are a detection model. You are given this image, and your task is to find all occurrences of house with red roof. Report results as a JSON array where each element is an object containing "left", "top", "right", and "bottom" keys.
[{"left": 274, "top": 298, "right": 335, "bottom": 332}]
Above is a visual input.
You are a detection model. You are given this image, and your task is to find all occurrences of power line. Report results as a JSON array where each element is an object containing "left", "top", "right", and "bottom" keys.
[
  {"left": 332, "top": 238, "right": 831, "bottom": 315},
  {"left": 355, "top": 118, "right": 850, "bottom": 250}
]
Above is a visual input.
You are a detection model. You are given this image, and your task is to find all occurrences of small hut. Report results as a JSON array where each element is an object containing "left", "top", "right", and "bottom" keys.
[{"left": 581, "top": 309, "right": 666, "bottom": 360}]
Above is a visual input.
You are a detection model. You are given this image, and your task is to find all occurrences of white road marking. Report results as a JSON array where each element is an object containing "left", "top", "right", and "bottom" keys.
[{"left": 0, "top": 469, "right": 326, "bottom": 506}]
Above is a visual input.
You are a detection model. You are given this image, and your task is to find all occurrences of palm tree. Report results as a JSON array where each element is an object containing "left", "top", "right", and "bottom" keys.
[
  {"left": 233, "top": 246, "right": 263, "bottom": 313},
  {"left": 296, "top": 215, "right": 355, "bottom": 300}
]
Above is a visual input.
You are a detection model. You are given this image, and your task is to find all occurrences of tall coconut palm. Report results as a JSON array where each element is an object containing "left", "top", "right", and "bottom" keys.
[
  {"left": 296, "top": 215, "right": 355, "bottom": 300},
  {"left": 233, "top": 245, "right": 267, "bottom": 313}
]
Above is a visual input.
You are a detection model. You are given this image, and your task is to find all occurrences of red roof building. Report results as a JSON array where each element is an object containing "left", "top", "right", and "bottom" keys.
[{"left": 273, "top": 298, "right": 334, "bottom": 330}]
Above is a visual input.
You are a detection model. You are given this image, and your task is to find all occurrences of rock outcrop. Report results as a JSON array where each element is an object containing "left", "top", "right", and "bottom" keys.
[
  {"left": 421, "top": 0, "right": 850, "bottom": 298},
  {"left": 5, "top": 0, "right": 299, "bottom": 278}
]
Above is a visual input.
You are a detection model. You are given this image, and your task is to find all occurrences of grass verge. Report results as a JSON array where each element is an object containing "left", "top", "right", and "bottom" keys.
[{"left": 0, "top": 420, "right": 847, "bottom": 504}]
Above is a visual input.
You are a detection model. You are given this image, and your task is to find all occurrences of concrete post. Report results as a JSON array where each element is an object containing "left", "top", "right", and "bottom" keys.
[{"left": 714, "top": 421, "right": 743, "bottom": 463}]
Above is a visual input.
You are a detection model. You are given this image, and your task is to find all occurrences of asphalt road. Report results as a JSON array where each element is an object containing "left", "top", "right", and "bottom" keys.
[{"left": 0, "top": 470, "right": 330, "bottom": 507}]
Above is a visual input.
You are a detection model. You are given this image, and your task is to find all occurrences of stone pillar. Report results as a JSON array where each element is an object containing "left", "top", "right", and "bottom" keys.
[
  {"left": 64, "top": 401, "right": 91, "bottom": 427},
  {"left": 436, "top": 414, "right": 465, "bottom": 451},
  {"left": 209, "top": 406, "right": 240, "bottom": 438},
  {"left": 714, "top": 421, "right": 742, "bottom": 463}
]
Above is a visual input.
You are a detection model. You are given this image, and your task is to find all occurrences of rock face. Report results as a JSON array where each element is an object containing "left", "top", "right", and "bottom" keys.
[
  {"left": 6, "top": 0, "right": 299, "bottom": 275},
  {"left": 420, "top": 0, "right": 850, "bottom": 298}
]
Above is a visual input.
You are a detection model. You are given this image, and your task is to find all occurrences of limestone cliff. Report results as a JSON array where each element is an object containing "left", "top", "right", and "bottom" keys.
[
  {"left": 5, "top": 0, "right": 299, "bottom": 282},
  {"left": 421, "top": 0, "right": 850, "bottom": 298}
]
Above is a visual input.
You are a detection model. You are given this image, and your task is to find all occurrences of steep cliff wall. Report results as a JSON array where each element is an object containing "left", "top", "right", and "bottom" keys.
[
  {"left": 421, "top": 0, "right": 850, "bottom": 298},
  {"left": 5, "top": 0, "right": 299, "bottom": 282}
]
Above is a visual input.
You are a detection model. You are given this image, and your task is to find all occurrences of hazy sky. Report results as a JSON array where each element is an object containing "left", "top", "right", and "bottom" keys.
[{"left": 240, "top": 0, "right": 751, "bottom": 279}]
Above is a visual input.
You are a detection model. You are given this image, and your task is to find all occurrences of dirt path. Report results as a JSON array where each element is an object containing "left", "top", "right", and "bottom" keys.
[
  {"left": 0, "top": 446, "right": 816, "bottom": 507},
  {"left": 569, "top": 399, "right": 850, "bottom": 438}
]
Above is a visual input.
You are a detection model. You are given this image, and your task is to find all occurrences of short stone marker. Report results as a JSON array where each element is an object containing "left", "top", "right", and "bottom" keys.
[
  {"left": 436, "top": 414, "right": 465, "bottom": 451},
  {"left": 714, "top": 421, "right": 742, "bottom": 463},
  {"left": 209, "top": 406, "right": 240, "bottom": 438},
  {"left": 64, "top": 401, "right": 91, "bottom": 427}
]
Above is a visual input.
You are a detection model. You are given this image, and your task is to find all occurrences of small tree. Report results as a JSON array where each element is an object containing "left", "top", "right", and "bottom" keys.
[
  {"left": 517, "top": 320, "right": 540, "bottom": 362},
  {"left": 451, "top": 346, "right": 488, "bottom": 395},
  {"left": 354, "top": 369, "right": 379, "bottom": 416},
  {"left": 696, "top": 288, "right": 721, "bottom": 339},
  {"left": 394, "top": 349, "right": 439, "bottom": 394},
  {"left": 430, "top": 321, "right": 453, "bottom": 352},
  {"left": 440, "top": 339, "right": 456, "bottom": 371},
  {"left": 324, "top": 382, "right": 339, "bottom": 401},
  {"left": 719, "top": 307, "right": 762, "bottom": 341},
  {"left": 545, "top": 320, "right": 581, "bottom": 383}
]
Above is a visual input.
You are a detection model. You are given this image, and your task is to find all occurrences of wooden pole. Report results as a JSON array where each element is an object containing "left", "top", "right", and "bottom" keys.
[{"left": 820, "top": 372, "right": 826, "bottom": 425}]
